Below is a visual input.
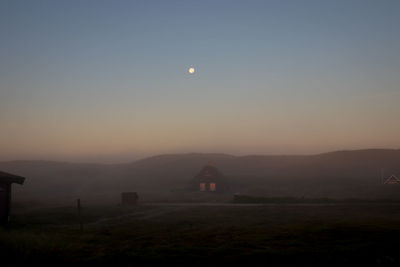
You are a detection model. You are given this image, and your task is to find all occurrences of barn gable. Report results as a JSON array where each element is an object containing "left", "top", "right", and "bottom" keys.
[{"left": 384, "top": 174, "right": 400, "bottom": 185}]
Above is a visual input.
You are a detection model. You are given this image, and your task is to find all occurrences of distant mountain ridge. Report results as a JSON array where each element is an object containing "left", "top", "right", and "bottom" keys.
[
  {"left": 2, "top": 148, "right": 399, "bottom": 167},
  {"left": 1, "top": 149, "right": 400, "bottom": 204}
]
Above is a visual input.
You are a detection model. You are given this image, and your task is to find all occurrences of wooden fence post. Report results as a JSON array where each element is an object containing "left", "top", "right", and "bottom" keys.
[{"left": 77, "top": 198, "right": 83, "bottom": 232}]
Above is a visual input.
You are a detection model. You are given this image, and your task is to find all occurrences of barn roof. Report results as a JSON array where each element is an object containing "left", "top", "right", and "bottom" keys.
[
  {"left": 0, "top": 171, "right": 25, "bottom": 185},
  {"left": 193, "top": 164, "right": 224, "bottom": 182},
  {"left": 384, "top": 174, "right": 400, "bottom": 184}
]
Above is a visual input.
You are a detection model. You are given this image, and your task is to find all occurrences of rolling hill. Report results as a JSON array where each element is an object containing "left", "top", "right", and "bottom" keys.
[{"left": 1, "top": 149, "right": 400, "bottom": 205}]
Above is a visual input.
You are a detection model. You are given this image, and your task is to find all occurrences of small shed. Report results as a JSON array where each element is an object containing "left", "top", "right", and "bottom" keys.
[
  {"left": 0, "top": 171, "right": 25, "bottom": 226},
  {"left": 192, "top": 163, "right": 226, "bottom": 192}
]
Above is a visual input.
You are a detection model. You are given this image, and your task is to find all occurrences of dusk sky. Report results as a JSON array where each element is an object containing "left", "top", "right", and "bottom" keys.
[{"left": 1, "top": 0, "right": 399, "bottom": 162}]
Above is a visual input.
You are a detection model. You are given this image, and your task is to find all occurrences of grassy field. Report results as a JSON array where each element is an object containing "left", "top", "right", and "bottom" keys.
[{"left": 2, "top": 203, "right": 400, "bottom": 266}]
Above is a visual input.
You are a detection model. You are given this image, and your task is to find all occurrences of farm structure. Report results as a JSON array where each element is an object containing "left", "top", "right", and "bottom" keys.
[
  {"left": 0, "top": 171, "right": 25, "bottom": 226},
  {"left": 192, "top": 163, "right": 227, "bottom": 192}
]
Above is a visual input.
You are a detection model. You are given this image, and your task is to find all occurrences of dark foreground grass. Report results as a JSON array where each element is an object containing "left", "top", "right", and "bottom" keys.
[{"left": 1, "top": 204, "right": 400, "bottom": 266}]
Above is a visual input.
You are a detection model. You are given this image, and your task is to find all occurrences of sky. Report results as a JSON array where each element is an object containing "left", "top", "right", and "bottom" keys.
[{"left": 1, "top": 0, "right": 399, "bottom": 163}]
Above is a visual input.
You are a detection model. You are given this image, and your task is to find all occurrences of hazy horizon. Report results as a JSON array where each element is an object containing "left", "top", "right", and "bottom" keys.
[
  {"left": 1, "top": 1, "right": 399, "bottom": 163},
  {"left": 1, "top": 147, "right": 400, "bottom": 164}
]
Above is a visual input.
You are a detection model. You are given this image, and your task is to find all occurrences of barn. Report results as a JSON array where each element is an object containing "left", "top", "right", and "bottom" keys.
[
  {"left": 0, "top": 171, "right": 25, "bottom": 226},
  {"left": 192, "top": 163, "right": 226, "bottom": 192}
]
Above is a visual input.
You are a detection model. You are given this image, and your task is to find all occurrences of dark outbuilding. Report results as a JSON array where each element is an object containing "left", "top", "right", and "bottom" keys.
[{"left": 0, "top": 171, "right": 25, "bottom": 226}]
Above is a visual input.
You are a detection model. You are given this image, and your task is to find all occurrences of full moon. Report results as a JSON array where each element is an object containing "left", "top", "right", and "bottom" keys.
[{"left": 188, "top": 67, "right": 195, "bottom": 74}]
